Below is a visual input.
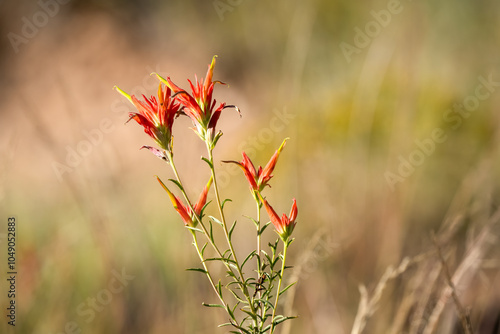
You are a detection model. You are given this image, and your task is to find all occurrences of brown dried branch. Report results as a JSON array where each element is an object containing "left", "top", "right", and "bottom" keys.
[{"left": 431, "top": 232, "right": 474, "bottom": 334}]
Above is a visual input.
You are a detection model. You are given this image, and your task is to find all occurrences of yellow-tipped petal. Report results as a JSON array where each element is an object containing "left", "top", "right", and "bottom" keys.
[
  {"left": 277, "top": 137, "right": 289, "bottom": 154},
  {"left": 152, "top": 72, "right": 169, "bottom": 86},
  {"left": 113, "top": 86, "right": 133, "bottom": 103}
]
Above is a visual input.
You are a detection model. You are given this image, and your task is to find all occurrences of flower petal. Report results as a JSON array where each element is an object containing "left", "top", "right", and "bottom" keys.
[
  {"left": 157, "top": 177, "right": 193, "bottom": 225},
  {"left": 193, "top": 177, "right": 213, "bottom": 216}
]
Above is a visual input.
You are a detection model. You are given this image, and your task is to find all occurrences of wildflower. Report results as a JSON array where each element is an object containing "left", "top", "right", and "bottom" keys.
[
  {"left": 261, "top": 197, "right": 298, "bottom": 242},
  {"left": 223, "top": 138, "right": 288, "bottom": 193},
  {"left": 114, "top": 83, "right": 181, "bottom": 156},
  {"left": 154, "top": 56, "right": 239, "bottom": 145},
  {"left": 157, "top": 177, "right": 212, "bottom": 228}
]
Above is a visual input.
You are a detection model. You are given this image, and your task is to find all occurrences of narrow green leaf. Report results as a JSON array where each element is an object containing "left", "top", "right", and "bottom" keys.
[
  {"left": 243, "top": 215, "right": 260, "bottom": 228},
  {"left": 228, "top": 220, "right": 237, "bottom": 240},
  {"left": 273, "top": 315, "right": 298, "bottom": 326},
  {"left": 202, "top": 303, "right": 224, "bottom": 308},
  {"left": 186, "top": 268, "right": 208, "bottom": 274},
  {"left": 209, "top": 216, "right": 223, "bottom": 226},
  {"left": 221, "top": 198, "right": 232, "bottom": 209},
  {"left": 200, "top": 242, "right": 208, "bottom": 256},
  {"left": 259, "top": 221, "right": 271, "bottom": 235},
  {"left": 201, "top": 156, "right": 213, "bottom": 168},
  {"left": 204, "top": 257, "right": 237, "bottom": 264},
  {"left": 168, "top": 179, "right": 184, "bottom": 191},
  {"left": 228, "top": 289, "right": 246, "bottom": 303},
  {"left": 241, "top": 309, "right": 257, "bottom": 320},
  {"left": 226, "top": 303, "right": 235, "bottom": 319},
  {"left": 217, "top": 280, "right": 222, "bottom": 296},
  {"left": 222, "top": 249, "right": 232, "bottom": 258},
  {"left": 185, "top": 226, "right": 204, "bottom": 233},
  {"left": 218, "top": 322, "right": 233, "bottom": 328},
  {"left": 209, "top": 220, "right": 214, "bottom": 243},
  {"left": 199, "top": 200, "right": 212, "bottom": 218},
  {"left": 279, "top": 282, "right": 297, "bottom": 296},
  {"left": 241, "top": 250, "right": 256, "bottom": 269},
  {"left": 212, "top": 130, "right": 223, "bottom": 148}
]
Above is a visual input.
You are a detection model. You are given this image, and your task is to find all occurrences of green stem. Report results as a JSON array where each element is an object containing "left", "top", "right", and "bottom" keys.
[
  {"left": 191, "top": 230, "right": 225, "bottom": 306},
  {"left": 254, "top": 192, "right": 264, "bottom": 327},
  {"left": 270, "top": 241, "right": 289, "bottom": 334},
  {"left": 205, "top": 141, "right": 258, "bottom": 318},
  {"left": 255, "top": 192, "right": 262, "bottom": 277},
  {"left": 166, "top": 151, "right": 236, "bottom": 276}
]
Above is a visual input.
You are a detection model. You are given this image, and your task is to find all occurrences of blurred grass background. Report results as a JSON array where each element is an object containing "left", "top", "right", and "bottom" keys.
[{"left": 1, "top": 0, "right": 500, "bottom": 333}]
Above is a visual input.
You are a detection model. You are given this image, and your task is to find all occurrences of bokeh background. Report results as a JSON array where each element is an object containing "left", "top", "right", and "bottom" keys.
[{"left": 1, "top": 0, "right": 500, "bottom": 333}]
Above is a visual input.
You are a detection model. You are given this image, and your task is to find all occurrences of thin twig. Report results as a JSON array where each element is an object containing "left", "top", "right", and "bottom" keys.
[
  {"left": 351, "top": 257, "right": 412, "bottom": 334},
  {"left": 431, "top": 233, "right": 474, "bottom": 334}
]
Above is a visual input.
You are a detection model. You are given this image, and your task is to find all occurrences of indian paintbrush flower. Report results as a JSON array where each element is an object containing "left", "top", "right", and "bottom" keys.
[
  {"left": 223, "top": 138, "right": 288, "bottom": 193},
  {"left": 157, "top": 176, "right": 213, "bottom": 228},
  {"left": 114, "top": 83, "right": 181, "bottom": 158},
  {"left": 261, "top": 197, "right": 298, "bottom": 242},
  {"left": 117, "top": 56, "right": 298, "bottom": 333},
  {"left": 154, "top": 56, "right": 239, "bottom": 145}
]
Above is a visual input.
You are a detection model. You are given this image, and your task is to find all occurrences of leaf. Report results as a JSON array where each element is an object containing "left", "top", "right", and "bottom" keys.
[
  {"left": 226, "top": 303, "right": 235, "bottom": 319},
  {"left": 204, "top": 257, "right": 237, "bottom": 265},
  {"left": 184, "top": 226, "right": 204, "bottom": 233},
  {"left": 217, "top": 280, "right": 222, "bottom": 297},
  {"left": 199, "top": 200, "right": 212, "bottom": 218},
  {"left": 202, "top": 303, "right": 224, "bottom": 308},
  {"left": 209, "top": 216, "right": 223, "bottom": 226},
  {"left": 209, "top": 220, "right": 214, "bottom": 243},
  {"left": 228, "top": 220, "right": 237, "bottom": 240},
  {"left": 201, "top": 156, "right": 213, "bottom": 168},
  {"left": 279, "top": 282, "right": 297, "bottom": 296},
  {"left": 221, "top": 198, "right": 232, "bottom": 209},
  {"left": 200, "top": 242, "right": 208, "bottom": 256},
  {"left": 259, "top": 221, "right": 271, "bottom": 235},
  {"left": 273, "top": 315, "right": 298, "bottom": 326},
  {"left": 228, "top": 289, "right": 246, "bottom": 303},
  {"left": 243, "top": 215, "right": 260, "bottom": 228},
  {"left": 222, "top": 249, "right": 232, "bottom": 259},
  {"left": 218, "top": 322, "right": 233, "bottom": 328},
  {"left": 186, "top": 268, "right": 208, "bottom": 274},
  {"left": 253, "top": 298, "right": 274, "bottom": 308},
  {"left": 241, "top": 251, "right": 256, "bottom": 269},
  {"left": 168, "top": 179, "right": 184, "bottom": 191},
  {"left": 241, "top": 309, "right": 257, "bottom": 321},
  {"left": 212, "top": 130, "right": 223, "bottom": 148}
]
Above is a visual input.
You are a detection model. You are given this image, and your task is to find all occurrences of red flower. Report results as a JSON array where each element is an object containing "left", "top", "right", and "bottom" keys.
[
  {"left": 261, "top": 197, "right": 298, "bottom": 241},
  {"left": 154, "top": 56, "right": 238, "bottom": 143},
  {"left": 224, "top": 138, "right": 288, "bottom": 192},
  {"left": 114, "top": 83, "right": 181, "bottom": 154},
  {"left": 157, "top": 177, "right": 212, "bottom": 228}
]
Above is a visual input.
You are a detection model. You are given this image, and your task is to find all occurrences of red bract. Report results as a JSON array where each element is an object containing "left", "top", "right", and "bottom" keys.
[
  {"left": 154, "top": 56, "right": 238, "bottom": 144},
  {"left": 262, "top": 198, "right": 298, "bottom": 242},
  {"left": 224, "top": 138, "right": 288, "bottom": 192},
  {"left": 157, "top": 177, "right": 212, "bottom": 228},
  {"left": 114, "top": 84, "right": 181, "bottom": 153}
]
